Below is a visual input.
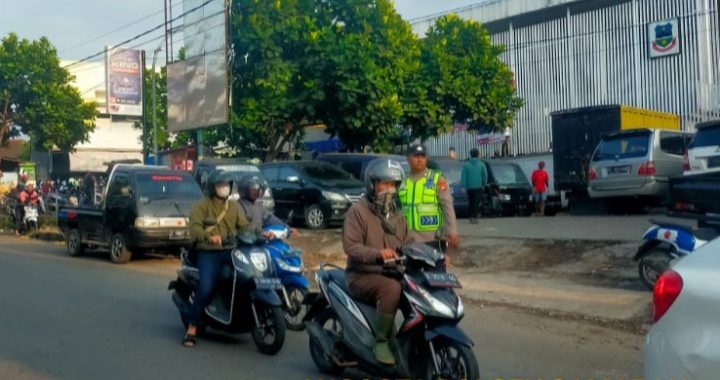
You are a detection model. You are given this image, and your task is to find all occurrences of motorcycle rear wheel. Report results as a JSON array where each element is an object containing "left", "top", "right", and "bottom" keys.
[
  {"left": 309, "top": 308, "right": 344, "bottom": 376},
  {"left": 251, "top": 304, "right": 286, "bottom": 355},
  {"left": 638, "top": 247, "right": 674, "bottom": 291}
]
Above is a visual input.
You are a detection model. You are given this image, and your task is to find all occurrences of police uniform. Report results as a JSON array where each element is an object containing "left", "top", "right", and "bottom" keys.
[{"left": 399, "top": 145, "right": 458, "bottom": 249}]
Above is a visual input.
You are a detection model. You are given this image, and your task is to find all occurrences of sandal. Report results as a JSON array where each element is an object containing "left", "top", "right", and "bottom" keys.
[{"left": 182, "top": 334, "right": 196, "bottom": 348}]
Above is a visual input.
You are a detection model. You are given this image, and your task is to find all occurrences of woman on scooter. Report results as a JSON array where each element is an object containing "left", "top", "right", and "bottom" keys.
[
  {"left": 342, "top": 158, "right": 411, "bottom": 366},
  {"left": 183, "top": 170, "right": 250, "bottom": 348}
]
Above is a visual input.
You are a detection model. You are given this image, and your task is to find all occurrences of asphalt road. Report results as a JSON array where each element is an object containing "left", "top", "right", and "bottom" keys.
[{"left": 0, "top": 236, "right": 643, "bottom": 380}]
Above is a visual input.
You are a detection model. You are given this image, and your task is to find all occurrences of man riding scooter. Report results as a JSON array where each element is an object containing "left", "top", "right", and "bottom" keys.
[
  {"left": 15, "top": 181, "right": 40, "bottom": 236},
  {"left": 236, "top": 174, "right": 298, "bottom": 237}
]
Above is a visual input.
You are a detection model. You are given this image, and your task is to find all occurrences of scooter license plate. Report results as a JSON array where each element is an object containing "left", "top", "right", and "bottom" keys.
[
  {"left": 423, "top": 272, "right": 462, "bottom": 288},
  {"left": 254, "top": 277, "right": 283, "bottom": 290}
]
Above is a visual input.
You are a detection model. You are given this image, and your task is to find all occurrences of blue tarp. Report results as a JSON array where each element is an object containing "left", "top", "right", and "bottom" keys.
[{"left": 304, "top": 138, "right": 343, "bottom": 153}]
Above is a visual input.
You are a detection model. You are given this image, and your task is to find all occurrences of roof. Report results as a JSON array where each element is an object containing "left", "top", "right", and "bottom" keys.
[
  {"left": 550, "top": 105, "right": 621, "bottom": 116},
  {"left": 0, "top": 140, "right": 27, "bottom": 161},
  {"left": 695, "top": 120, "right": 720, "bottom": 129},
  {"left": 261, "top": 160, "right": 335, "bottom": 167}
]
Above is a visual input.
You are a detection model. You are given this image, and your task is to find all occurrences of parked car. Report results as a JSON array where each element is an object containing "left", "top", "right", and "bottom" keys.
[
  {"left": 484, "top": 160, "right": 534, "bottom": 216},
  {"left": 57, "top": 165, "right": 203, "bottom": 264},
  {"left": 427, "top": 157, "right": 470, "bottom": 216},
  {"left": 193, "top": 159, "right": 274, "bottom": 211},
  {"left": 315, "top": 153, "right": 409, "bottom": 180},
  {"left": 685, "top": 120, "right": 720, "bottom": 174},
  {"left": 498, "top": 153, "right": 568, "bottom": 215},
  {"left": 644, "top": 235, "right": 720, "bottom": 380},
  {"left": 670, "top": 170, "right": 720, "bottom": 226},
  {"left": 587, "top": 129, "right": 693, "bottom": 209},
  {"left": 259, "top": 161, "right": 364, "bottom": 229}
]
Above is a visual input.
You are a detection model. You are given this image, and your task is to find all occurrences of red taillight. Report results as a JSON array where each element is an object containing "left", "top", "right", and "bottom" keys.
[
  {"left": 638, "top": 161, "right": 656, "bottom": 176},
  {"left": 653, "top": 270, "right": 683, "bottom": 322},
  {"left": 683, "top": 152, "right": 691, "bottom": 172},
  {"left": 588, "top": 167, "right": 598, "bottom": 180}
]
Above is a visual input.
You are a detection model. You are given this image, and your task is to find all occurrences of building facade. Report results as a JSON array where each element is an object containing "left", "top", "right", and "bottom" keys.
[{"left": 411, "top": 0, "right": 720, "bottom": 158}]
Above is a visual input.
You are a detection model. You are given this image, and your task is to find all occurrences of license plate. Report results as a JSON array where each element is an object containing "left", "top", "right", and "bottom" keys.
[
  {"left": 254, "top": 277, "right": 283, "bottom": 290},
  {"left": 169, "top": 230, "right": 187, "bottom": 240},
  {"left": 423, "top": 272, "right": 462, "bottom": 288},
  {"left": 708, "top": 156, "right": 720, "bottom": 168},
  {"left": 607, "top": 165, "right": 630, "bottom": 175}
]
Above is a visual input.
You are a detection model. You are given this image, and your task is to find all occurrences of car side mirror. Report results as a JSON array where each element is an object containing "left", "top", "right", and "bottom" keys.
[
  {"left": 203, "top": 218, "right": 218, "bottom": 227},
  {"left": 287, "top": 176, "right": 302, "bottom": 185}
]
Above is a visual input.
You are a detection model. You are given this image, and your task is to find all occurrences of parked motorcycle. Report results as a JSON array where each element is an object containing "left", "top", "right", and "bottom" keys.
[
  {"left": 263, "top": 224, "right": 309, "bottom": 331},
  {"left": 303, "top": 243, "right": 479, "bottom": 380},
  {"left": 23, "top": 204, "right": 39, "bottom": 233},
  {"left": 636, "top": 218, "right": 720, "bottom": 290},
  {"left": 168, "top": 222, "right": 287, "bottom": 355}
]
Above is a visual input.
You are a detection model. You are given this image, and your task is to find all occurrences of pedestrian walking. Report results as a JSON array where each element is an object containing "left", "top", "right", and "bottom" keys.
[
  {"left": 460, "top": 149, "right": 488, "bottom": 224},
  {"left": 531, "top": 161, "right": 550, "bottom": 216}
]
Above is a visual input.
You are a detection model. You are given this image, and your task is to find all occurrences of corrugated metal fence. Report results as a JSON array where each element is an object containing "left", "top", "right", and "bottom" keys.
[{"left": 419, "top": 0, "right": 720, "bottom": 160}]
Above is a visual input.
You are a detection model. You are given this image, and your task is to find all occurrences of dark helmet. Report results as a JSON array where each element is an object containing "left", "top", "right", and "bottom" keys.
[
  {"left": 364, "top": 158, "right": 404, "bottom": 194},
  {"left": 237, "top": 174, "right": 268, "bottom": 199},
  {"left": 206, "top": 170, "right": 235, "bottom": 198}
]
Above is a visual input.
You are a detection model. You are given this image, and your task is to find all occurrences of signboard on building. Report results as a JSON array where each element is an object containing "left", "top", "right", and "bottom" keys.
[
  {"left": 106, "top": 48, "right": 144, "bottom": 116},
  {"left": 648, "top": 19, "right": 680, "bottom": 58}
]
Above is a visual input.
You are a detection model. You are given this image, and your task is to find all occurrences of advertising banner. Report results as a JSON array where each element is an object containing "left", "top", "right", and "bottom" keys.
[{"left": 106, "top": 48, "right": 143, "bottom": 116}]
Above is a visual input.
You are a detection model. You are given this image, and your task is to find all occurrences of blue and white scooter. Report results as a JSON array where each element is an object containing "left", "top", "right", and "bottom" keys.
[
  {"left": 636, "top": 218, "right": 719, "bottom": 290},
  {"left": 263, "top": 224, "right": 310, "bottom": 330}
]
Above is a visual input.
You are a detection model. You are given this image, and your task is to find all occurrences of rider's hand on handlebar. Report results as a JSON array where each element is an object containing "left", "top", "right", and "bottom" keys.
[
  {"left": 262, "top": 231, "right": 275, "bottom": 239},
  {"left": 208, "top": 235, "right": 222, "bottom": 245},
  {"left": 446, "top": 234, "right": 460, "bottom": 249},
  {"left": 378, "top": 249, "right": 398, "bottom": 263}
]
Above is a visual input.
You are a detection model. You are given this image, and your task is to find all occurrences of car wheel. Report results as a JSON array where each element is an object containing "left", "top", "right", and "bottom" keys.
[
  {"left": 67, "top": 229, "right": 85, "bottom": 257},
  {"left": 304, "top": 204, "right": 327, "bottom": 229},
  {"left": 109, "top": 233, "right": 133, "bottom": 264}
]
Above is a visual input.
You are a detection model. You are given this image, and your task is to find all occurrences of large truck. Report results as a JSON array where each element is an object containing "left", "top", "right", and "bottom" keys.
[{"left": 551, "top": 105, "right": 680, "bottom": 193}]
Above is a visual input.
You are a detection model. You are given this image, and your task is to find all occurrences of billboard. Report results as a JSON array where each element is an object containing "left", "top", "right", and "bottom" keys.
[
  {"left": 105, "top": 48, "right": 144, "bottom": 116},
  {"left": 167, "top": 0, "right": 228, "bottom": 132}
]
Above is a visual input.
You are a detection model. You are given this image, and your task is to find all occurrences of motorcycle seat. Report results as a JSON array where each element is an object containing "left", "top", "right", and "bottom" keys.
[{"left": 695, "top": 227, "right": 720, "bottom": 242}]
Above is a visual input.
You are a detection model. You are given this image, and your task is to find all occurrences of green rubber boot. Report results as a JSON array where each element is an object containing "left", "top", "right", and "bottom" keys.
[{"left": 374, "top": 313, "right": 396, "bottom": 366}]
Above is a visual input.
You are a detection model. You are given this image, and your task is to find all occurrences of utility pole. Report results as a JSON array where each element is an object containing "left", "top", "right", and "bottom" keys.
[
  {"left": 152, "top": 41, "right": 163, "bottom": 165},
  {"left": 164, "top": 0, "right": 170, "bottom": 64}
]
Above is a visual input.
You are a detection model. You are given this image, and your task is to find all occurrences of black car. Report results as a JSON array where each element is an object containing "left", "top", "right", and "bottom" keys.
[
  {"left": 484, "top": 160, "right": 533, "bottom": 216},
  {"left": 259, "top": 161, "right": 365, "bottom": 229},
  {"left": 316, "top": 153, "right": 410, "bottom": 181},
  {"left": 427, "top": 157, "right": 470, "bottom": 217},
  {"left": 57, "top": 165, "right": 203, "bottom": 264}
]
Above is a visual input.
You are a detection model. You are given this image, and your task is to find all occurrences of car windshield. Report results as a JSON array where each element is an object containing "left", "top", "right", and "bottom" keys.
[
  {"left": 690, "top": 125, "right": 720, "bottom": 148},
  {"left": 433, "top": 161, "right": 462, "bottom": 183},
  {"left": 301, "top": 165, "right": 357, "bottom": 185},
  {"left": 593, "top": 132, "right": 651, "bottom": 161},
  {"left": 490, "top": 163, "right": 529, "bottom": 186},
  {"left": 135, "top": 173, "right": 203, "bottom": 200}
]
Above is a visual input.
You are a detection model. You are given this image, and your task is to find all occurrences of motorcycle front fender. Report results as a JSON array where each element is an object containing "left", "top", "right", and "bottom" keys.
[
  {"left": 425, "top": 324, "right": 474, "bottom": 348},
  {"left": 250, "top": 289, "right": 283, "bottom": 307},
  {"left": 282, "top": 274, "right": 309, "bottom": 289}
]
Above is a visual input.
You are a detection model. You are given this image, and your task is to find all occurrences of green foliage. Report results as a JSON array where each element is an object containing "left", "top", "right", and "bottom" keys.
[
  {"left": 0, "top": 33, "right": 98, "bottom": 151},
  {"left": 420, "top": 14, "right": 523, "bottom": 132}
]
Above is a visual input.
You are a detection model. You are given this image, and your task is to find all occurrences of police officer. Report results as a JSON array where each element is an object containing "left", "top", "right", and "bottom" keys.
[{"left": 399, "top": 144, "right": 459, "bottom": 251}]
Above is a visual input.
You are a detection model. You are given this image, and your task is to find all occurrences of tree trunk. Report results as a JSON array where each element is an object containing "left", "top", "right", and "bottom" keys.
[{"left": 0, "top": 97, "right": 10, "bottom": 144}]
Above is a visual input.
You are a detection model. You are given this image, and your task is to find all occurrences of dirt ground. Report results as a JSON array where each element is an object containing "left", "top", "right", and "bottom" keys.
[{"left": 293, "top": 228, "right": 642, "bottom": 291}]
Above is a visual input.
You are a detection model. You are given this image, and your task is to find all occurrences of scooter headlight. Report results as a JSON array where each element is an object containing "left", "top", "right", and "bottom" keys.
[
  {"left": 250, "top": 251, "right": 269, "bottom": 272},
  {"left": 233, "top": 249, "right": 249, "bottom": 264},
  {"left": 418, "top": 287, "right": 455, "bottom": 318},
  {"left": 275, "top": 257, "right": 304, "bottom": 273}
]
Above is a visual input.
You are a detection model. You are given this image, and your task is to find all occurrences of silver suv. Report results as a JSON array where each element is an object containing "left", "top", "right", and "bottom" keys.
[
  {"left": 588, "top": 129, "right": 693, "bottom": 204},
  {"left": 685, "top": 120, "right": 720, "bottom": 174}
]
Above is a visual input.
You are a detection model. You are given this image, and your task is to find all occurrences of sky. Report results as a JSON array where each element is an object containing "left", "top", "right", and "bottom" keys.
[{"left": 0, "top": 0, "right": 481, "bottom": 62}]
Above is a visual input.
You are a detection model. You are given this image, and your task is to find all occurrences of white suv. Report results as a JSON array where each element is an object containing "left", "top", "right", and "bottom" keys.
[{"left": 685, "top": 121, "right": 720, "bottom": 174}]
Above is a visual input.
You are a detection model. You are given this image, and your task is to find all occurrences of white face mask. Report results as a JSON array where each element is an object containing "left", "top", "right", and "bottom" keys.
[{"left": 215, "top": 185, "right": 231, "bottom": 199}]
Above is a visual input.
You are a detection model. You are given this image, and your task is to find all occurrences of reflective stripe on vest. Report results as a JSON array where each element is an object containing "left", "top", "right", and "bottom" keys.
[{"left": 398, "top": 170, "right": 442, "bottom": 232}]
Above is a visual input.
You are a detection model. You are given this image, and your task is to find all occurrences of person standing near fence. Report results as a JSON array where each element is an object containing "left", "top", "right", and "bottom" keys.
[
  {"left": 531, "top": 161, "right": 550, "bottom": 216},
  {"left": 460, "top": 149, "right": 488, "bottom": 224}
]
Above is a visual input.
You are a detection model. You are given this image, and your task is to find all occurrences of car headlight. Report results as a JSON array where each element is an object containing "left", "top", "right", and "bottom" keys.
[
  {"left": 275, "top": 257, "right": 304, "bottom": 273},
  {"left": 499, "top": 194, "right": 511, "bottom": 201},
  {"left": 250, "top": 251, "right": 268, "bottom": 272},
  {"left": 322, "top": 191, "right": 347, "bottom": 202},
  {"left": 418, "top": 287, "right": 455, "bottom": 318},
  {"left": 135, "top": 217, "right": 161, "bottom": 228}
]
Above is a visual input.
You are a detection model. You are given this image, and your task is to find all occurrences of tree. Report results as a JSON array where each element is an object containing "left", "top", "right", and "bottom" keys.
[
  {"left": 0, "top": 33, "right": 97, "bottom": 150},
  {"left": 420, "top": 15, "right": 523, "bottom": 132},
  {"left": 228, "top": 0, "right": 324, "bottom": 161},
  {"left": 316, "top": 0, "right": 432, "bottom": 152}
]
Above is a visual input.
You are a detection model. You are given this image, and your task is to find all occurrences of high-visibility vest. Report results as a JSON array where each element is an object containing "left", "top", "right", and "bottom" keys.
[{"left": 398, "top": 170, "right": 442, "bottom": 232}]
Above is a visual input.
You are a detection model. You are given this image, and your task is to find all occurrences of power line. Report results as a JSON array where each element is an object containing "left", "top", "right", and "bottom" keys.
[{"left": 63, "top": 0, "right": 217, "bottom": 69}]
